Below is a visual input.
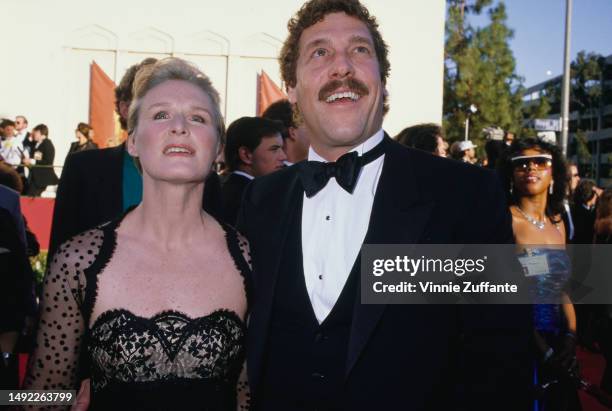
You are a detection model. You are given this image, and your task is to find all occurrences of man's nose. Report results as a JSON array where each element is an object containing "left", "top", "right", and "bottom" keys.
[{"left": 329, "top": 51, "right": 355, "bottom": 79}]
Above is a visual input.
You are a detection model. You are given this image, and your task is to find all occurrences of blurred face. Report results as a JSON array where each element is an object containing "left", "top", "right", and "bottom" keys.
[
  {"left": 288, "top": 12, "right": 386, "bottom": 159},
  {"left": 128, "top": 79, "right": 219, "bottom": 183},
  {"left": 569, "top": 164, "right": 580, "bottom": 191},
  {"left": 248, "top": 133, "right": 286, "bottom": 177},
  {"left": 75, "top": 130, "right": 87, "bottom": 142},
  {"left": 3, "top": 125, "right": 15, "bottom": 138},
  {"left": 512, "top": 148, "right": 553, "bottom": 197},
  {"left": 32, "top": 130, "right": 45, "bottom": 142},
  {"left": 435, "top": 136, "right": 447, "bottom": 157},
  {"left": 15, "top": 117, "right": 27, "bottom": 131}
]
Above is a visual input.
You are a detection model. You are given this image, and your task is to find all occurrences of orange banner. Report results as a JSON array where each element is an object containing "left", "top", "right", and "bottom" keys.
[
  {"left": 257, "top": 70, "right": 286, "bottom": 116},
  {"left": 89, "top": 62, "right": 116, "bottom": 148}
]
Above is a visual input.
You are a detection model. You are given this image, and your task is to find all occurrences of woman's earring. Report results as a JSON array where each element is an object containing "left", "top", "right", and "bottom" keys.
[
  {"left": 549, "top": 181, "right": 554, "bottom": 195},
  {"left": 510, "top": 181, "right": 513, "bottom": 195}
]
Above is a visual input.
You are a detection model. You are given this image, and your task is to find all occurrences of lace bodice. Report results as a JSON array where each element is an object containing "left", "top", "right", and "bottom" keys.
[{"left": 24, "top": 214, "right": 251, "bottom": 410}]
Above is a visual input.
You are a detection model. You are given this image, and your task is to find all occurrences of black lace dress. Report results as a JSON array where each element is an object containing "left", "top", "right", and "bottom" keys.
[{"left": 24, "top": 215, "right": 251, "bottom": 411}]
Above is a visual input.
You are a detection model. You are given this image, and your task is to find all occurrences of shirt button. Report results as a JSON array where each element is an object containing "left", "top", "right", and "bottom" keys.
[
  {"left": 314, "top": 332, "right": 324, "bottom": 342},
  {"left": 325, "top": 215, "right": 331, "bottom": 221},
  {"left": 311, "top": 372, "right": 325, "bottom": 379},
  {"left": 318, "top": 274, "right": 323, "bottom": 280}
]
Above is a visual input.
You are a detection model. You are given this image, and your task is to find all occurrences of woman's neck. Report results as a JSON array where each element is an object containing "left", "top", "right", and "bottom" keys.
[
  {"left": 127, "top": 179, "right": 208, "bottom": 251},
  {"left": 516, "top": 194, "right": 548, "bottom": 220}
]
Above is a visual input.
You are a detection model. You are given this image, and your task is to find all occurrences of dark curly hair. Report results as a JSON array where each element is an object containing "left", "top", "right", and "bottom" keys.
[
  {"left": 280, "top": 0, "right": 390, "bottom": 90},
  {"left": 115, "top": 58, "right": 158, "bottom": 130},
  {"left": 497, "top": 137, "right": 568, "bottom": 221}
]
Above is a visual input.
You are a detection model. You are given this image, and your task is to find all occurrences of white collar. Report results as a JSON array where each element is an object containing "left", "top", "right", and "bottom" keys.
[
  {"left": 308, "top": 129, "right": 384, "bottom": 162},
  {"left": 233, "top": 170, "right": 254, "bottom": 180}
]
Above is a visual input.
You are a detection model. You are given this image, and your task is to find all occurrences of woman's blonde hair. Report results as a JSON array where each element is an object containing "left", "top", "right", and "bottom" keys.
[{"left": 127, "top": 57, "right": 225, "bottom": 145}]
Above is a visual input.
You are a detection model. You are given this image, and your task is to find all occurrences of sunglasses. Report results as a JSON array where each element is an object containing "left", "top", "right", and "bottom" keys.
[{"left": 511, "top": 154, "right": 553, "bottom": 171}]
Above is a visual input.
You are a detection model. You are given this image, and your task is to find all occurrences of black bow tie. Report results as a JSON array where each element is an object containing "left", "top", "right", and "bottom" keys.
[{"left": 298, "top": 137, "right": 387, "bottom": 198}]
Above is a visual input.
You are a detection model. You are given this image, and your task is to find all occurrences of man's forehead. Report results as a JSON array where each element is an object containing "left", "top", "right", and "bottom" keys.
[{"left": 299, "top": 12, "right": 373, "bottom": 48}]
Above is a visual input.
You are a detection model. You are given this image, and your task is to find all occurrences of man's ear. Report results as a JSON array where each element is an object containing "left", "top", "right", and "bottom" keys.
[
  {"left": 238, "top": 146, "right": 253, "bottom": 165},
  {"left": 287, "top": 86, "right": 297, "bottom": 104},
  {"left": 127, "top": 132, "right": 138, "bottom": 157},
  {"left": 119, "top": 101, "right": 130, "bottom": 122},
  {"left": 288, "top": 127, "right": 299, "bottom": 142}
]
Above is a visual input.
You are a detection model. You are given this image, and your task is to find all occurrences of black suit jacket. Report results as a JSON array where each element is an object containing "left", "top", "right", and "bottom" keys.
[
  {"left": 220, "top": 172, "right": 252, "bottom": 225},
  {"left": 28, "top": 138, "right": 59, "bottom": 190},
  {"left": 238, "top": 136, "right": 532, "bottom": 410},
  {"left": 48, "top": 143, "right": 222, "bottom": 258}
]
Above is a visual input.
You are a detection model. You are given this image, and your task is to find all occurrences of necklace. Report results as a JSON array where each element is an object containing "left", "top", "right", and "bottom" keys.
[{"left": 516, "top": 207, "right": 546, "bottom": 230}]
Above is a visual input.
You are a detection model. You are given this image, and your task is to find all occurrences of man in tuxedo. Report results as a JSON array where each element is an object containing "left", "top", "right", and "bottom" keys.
[
  {"left": 23, "top": 124, "right": 59, "bottom": 196},
  {"left": 238, "top": 1, "right": 532, "bottom": 410},
  {"left": 220, "top": 116, "right": 286, "bottom": 224}
]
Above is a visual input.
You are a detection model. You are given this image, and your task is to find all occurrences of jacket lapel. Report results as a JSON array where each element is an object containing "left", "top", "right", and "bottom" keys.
[
  {"left": 248, "top": 170, "right": 304, "bottom": 390},
  {"left": 346, "top": 136, "right": 435, "bottom": 376}
]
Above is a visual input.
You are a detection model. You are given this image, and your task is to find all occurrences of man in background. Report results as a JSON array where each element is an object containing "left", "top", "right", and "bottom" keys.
[
  {"left": 221, "top": 116, "right": 286, "bottom": 224},
  {"left": 262, "top": 99, "right": 310, "bottom": 164}
]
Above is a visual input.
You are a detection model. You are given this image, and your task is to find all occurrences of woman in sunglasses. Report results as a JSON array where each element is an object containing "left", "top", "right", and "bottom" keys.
[{"left": 498, "top": 137, "right": 580, "bottom": 410}]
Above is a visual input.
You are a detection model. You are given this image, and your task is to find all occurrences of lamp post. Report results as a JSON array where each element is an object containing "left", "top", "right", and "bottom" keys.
[
  {"left": 560, "top": 0, "right": 573, "bottom": 156},
  {"left": 464, "top": 104, "right": 478, "bottom": 141}
]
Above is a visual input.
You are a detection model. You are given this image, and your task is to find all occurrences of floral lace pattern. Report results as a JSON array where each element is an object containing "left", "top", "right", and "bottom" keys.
[{"left": 88, "top": 309, "right": 245, "bottom": 392}]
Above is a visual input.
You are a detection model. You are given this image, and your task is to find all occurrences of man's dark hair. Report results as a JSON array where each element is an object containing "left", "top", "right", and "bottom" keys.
[
  {"left": 497, "top": 137, "right": 568, "bottom": 221},
  {"left": 224, "top": 116, "right": 284, "bottom": 172},
  {"left": 280, "top": 0, "right": 390, "bottom": 116},
  {"left": 1, "top": 119, "right": 16, "bottom": 129},
  {"left": 395, "top": 123, "right": 442, "bottom": 154},
  {"left": 32, "top": 124, "right": 48, "bottom": 137},
  {"left": 574, "top": 179, "right": 597, "bottom": 206},
  {"left": 262, "top": 99, "right": 294, "bottom": 139},
  {"left": 115, "top": 58, "right": 158, "bottom": 130}
]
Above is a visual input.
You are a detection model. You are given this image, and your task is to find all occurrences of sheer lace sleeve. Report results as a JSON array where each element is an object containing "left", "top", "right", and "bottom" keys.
[
  {"left": 235, "top": 230, "right": 252, "bottom": 272},
  {"left": 23, "top": 228, "right": 104, "bottom": 395},
  {"left": 236, "top": 360, "right": 250, "bottom": 411}
]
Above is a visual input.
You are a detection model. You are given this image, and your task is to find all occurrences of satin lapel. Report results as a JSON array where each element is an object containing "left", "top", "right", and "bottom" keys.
[
  {"left": 248, "top": 171, "right": 304, "bottom": 390},
  {"left": 346, "top": 137, "right": 435, "bottom": 376}
]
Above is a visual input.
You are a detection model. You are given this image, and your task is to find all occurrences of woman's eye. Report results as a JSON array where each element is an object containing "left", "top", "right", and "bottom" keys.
[
  {"left": 355, "top": 46, "right": 370, "bottom": 54},
  {"left": 153, "top": 111, "right": 169, "bottom": 120},
  {"left": 191, "top": 115, "right": 206, "bottom": 123}
]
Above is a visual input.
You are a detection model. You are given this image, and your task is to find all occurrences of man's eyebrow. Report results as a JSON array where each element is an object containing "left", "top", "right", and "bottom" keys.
[
  {"left": 303, "top": 38, "right": 332, "bottom": 51},
  {"left": 349, "top": 35, "right": 374, "bottom": 46}
]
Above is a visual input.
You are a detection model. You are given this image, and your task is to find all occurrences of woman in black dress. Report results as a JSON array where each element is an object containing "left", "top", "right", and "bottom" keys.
[{"left": 25, "top": 58, "right": 250, "bottom": 410}]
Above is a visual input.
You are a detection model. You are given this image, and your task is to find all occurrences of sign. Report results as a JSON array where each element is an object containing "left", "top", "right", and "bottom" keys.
[{"left": 534, "top": 118, "right": 561, "bottom": 132}]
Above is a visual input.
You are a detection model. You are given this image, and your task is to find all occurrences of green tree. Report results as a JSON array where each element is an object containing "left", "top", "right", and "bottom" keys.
[
  {"left": 571, "top": 51, "right": 603, "bottom": 131},
  {"left": 444, "top": 1, "right": 524, "bottom": 147}
]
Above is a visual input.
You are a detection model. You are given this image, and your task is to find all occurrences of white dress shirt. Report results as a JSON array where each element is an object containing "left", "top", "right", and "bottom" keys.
[
  {"left": 232, "top": 170, "right": 254, "bottom": 180},
  {"left": 301, "top": 129, "right": 385, "bottom": 323},
  {"left": 0, "top": 137, "right": 23, "bottom": 167}
]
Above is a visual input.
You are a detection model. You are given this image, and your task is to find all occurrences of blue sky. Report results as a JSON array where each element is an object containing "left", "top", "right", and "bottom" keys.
[{"left": 466, "top": 0, "right": 612, "bottom": 87}]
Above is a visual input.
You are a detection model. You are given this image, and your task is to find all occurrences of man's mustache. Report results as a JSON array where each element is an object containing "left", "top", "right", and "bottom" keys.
[{"left": 318, "top": 78, "right": 369, "bottom": 101}]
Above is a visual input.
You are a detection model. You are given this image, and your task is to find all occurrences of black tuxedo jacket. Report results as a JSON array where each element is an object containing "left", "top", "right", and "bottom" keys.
[
  {"left": 28, "top": 138, "right": 59, "bottom": 190},
  {"left": 238, "top": 136, "right": 532, "bottom": 410},
  {"left": 49, "top": 143, "right": 222, "bottom": 258},
  {"left": 220, "top": 172, "right": 252, "bottom": 225}
]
